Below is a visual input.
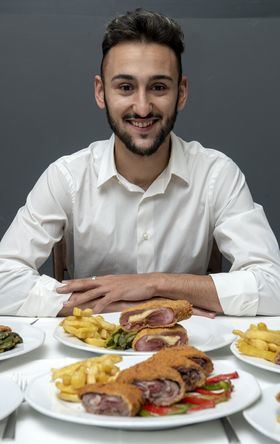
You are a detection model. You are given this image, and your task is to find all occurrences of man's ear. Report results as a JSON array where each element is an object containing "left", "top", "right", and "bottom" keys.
[
  {"left": 94, "top": 75, "right": 105, "bottom": 109},
  {"left": 177, "top": 76, "right": 188, "bottom": 111}
]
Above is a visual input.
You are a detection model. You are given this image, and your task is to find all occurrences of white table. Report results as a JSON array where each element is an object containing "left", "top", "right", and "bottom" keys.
[{"left": 0, "top": 315, "right": 279, "bottom": 444}]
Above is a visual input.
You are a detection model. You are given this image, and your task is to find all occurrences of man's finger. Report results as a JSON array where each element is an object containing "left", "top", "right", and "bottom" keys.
[
  {"left": 93, "top": 294, "right": 119, "bottom": 314},
  {"left": 63, "top": 287, "right": 108, "bottom": 307},
  {"left": 192, "top": 307, "right": 216, "bottom": 318},
  {"left": 57, "top": 278, "right": 99, "bottom": 294}
]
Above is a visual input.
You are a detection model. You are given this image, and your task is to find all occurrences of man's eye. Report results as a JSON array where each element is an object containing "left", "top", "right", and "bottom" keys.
[
  {"left": 119, "top": 84, "right": 133, "bottom": 92},
  {"left": 152, "top": 84, "right": 167, "bottom": 91}
]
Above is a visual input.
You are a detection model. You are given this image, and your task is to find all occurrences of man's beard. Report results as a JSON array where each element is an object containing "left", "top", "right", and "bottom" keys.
[{"left": 104, "top": 97, "right": 178, "bottom": 157}]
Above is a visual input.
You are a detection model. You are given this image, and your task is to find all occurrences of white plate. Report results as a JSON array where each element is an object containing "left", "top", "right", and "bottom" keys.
[
  {"left": 25, "top": 358, "right": 260, "bottom": 430},
  {"left": 0, "top": 321, "right": 45, "bottom": 361},
  {"left": 244, "top": 384, "right": 280, "bottom": 442},
  {"left": 54, "top": 313, "right": 234, "bottom": 355},
  {"left": 0, "top": 377, "right": 23, "bottom": 420},
  {"left": 230, "top": 340, "right": 280, "bottom": 373}
]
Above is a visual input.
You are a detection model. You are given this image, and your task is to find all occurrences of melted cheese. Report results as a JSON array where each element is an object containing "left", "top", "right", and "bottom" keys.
[
  {"left": 128, "top": 309, "right": 155, "bottom": 323},
  {"left": 146, "top": 335, "right": 180, "bottom": 346}
]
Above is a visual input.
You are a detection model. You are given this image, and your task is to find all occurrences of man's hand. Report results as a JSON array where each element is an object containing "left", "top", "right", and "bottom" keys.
[
  {"left": 56, "top": 273, "right": 160, "bottom": 314},
  {"left": 56, "top": 272, "right": 221, "bottom": 316}
]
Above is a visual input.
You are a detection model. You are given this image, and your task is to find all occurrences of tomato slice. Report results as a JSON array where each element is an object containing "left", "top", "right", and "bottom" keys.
[{"left": 206, "top": 372, "right": 239, "bottom": 384}]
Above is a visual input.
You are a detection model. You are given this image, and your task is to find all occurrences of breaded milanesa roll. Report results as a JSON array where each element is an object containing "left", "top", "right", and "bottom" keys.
[
  {"left": 0, "top": 325, "right": 12, "bottom": 332},
  {"left": 132, "top": 324, "right": 188, "bottom": 351},
  {"left": 117, "top": 361, "right": 185, "bottom": 406},
  {"left": 148, "top": 353, "right": 206, "bottom": 391},
  {"left": 154, "top": 345, "right": 214, "bottom": 376},
  {"left": 78, "top": 382, "right": 143, "bottom": 416},
  {"left": 120, "top": 299, "right": 193, "bottom": 332}
]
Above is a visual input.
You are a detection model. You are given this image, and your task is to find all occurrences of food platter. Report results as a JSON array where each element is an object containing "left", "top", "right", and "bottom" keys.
[
  {"left": 54, "top": 312, "right": 234, "bottom": 355},
  {"left": 0, "top": 377, "right": 23, "bottom": 420},
  {"left": 230, "top": 340, "right": 280, "bottom": 373},
  {"left": 243, "top": 383, "right": 280, "bottom": 442},
  {"left": 0, "top": 320, "right": 45, "bottom": 361},
  {"left": 25, "top": 358, "right": 260, "bottom": 430}
]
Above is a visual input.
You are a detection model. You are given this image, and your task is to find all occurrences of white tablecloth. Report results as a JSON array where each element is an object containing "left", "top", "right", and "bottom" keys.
[{"left": 0, "top": 315, "right": 279, "bottom": 444}]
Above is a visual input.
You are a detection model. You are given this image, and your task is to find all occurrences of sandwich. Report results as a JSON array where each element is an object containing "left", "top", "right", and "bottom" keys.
[
  {"left": 117, "top": 360, "right": 185, "bottom": 406},
  {"left": 119, "top": 299, "right": 192, "bottom": 332},
  {"left": 78, "top": 381, "right": 143, "bottom": 416},
  {"left": 153, "top": 345, "right": 214, "bottom": 376},
  {"left": 132, "top": 324, "right": 188, "bottom": 351}
]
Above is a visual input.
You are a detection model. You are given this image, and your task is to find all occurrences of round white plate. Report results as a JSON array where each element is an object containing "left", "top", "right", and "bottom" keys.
[
  {"left": 230, "top": 340, "right": 280, "bottom": 373},
  {"left": 25, "top": 358, "right": 260, "bottom": 430},
  {"left": 243, "top": 384, "right": 280, "bottom": 442},
  {"left": 0, "top": 377, "right": 23, "bottom": 420},
  {"left": 0, "top": 321, "right": 45, "bottom": 361},
  {"left": 54, "top": 313, "right": 234, "bottom": 355}
]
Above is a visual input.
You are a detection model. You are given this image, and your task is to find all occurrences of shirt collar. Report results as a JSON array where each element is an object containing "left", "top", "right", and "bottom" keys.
[
  {"left": 167, "top": 132, "right": 190, "bottom": 184},
  {"left": 96, "top": 132, "right": 190, "bottom": 189},
  {"left": 96, "top": 134, "right": 118, "bottom": 188}
]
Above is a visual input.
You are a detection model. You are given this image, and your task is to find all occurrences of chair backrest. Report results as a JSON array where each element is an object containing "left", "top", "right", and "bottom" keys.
[
  {"left": 52, "top": 238, "right": 67, "bottom": 282},
  {"left": 206, "top": 239, "right": 222, "bottom": 274},
  {"left": 52, "top": 238, "right": 222, "bottom": 281}
]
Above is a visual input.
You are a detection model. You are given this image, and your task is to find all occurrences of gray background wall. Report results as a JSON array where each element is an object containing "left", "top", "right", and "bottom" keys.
[{"left": 1, "top": 0, "right": 280, "bottom": 272}]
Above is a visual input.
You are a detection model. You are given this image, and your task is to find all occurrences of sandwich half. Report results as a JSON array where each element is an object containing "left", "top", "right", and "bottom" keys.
[
  {"left": 120, "top": 299, "right": 192, "bottom": 332},
  {"left": 132, "top": 324, "right": 188, "bottom": 351}
]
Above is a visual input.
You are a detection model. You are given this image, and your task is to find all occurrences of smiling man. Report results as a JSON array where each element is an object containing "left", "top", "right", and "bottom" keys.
[{"left": 0, "top": 9, "right": 280, "bottom": 317}]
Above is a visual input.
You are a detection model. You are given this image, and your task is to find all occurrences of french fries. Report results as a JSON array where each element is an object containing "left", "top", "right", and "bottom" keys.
[
  {"left": 60, "top": 307, "right": 117, "bottom": 347},
  {"left": 51, "top": 354, "right": 122, "bottom": 402},
  {"left": 233, "top": 323, "right": 280, "bottom": 365}
]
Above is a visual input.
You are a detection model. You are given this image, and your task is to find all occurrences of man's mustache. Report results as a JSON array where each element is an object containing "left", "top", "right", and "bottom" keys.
[{"left": 123, "top": 113, "right": 161, "bottom": 120}]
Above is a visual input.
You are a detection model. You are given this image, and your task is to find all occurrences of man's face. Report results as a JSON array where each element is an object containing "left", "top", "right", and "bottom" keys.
[{"left": 95, "top": 42, "right": 187, "bottom": 156}]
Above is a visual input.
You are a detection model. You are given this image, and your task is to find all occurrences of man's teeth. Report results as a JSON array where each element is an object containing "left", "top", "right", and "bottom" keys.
[{"left": 130, "top": 120, "right": 154, "bottom": 128}]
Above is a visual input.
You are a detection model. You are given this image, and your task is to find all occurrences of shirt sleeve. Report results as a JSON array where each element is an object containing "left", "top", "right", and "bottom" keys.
[
  {"left": 209, "top": 157, "right": 280, "bottom": 316},
  {"left": 0, "top": 162, "right": 72, "bottom": 316}
]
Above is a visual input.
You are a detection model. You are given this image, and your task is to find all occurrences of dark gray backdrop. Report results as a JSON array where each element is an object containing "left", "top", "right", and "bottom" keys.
[{"left": 1, "top": 1, "right": 279, "bottom": 273}]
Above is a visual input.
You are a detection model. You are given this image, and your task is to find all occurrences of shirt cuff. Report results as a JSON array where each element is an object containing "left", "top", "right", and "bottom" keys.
[
  {"left": 210, "top": 270, "right": 259, "bottom": 316},
  {"left": 16, "top": 274, "right": 71, "bottom": 317}
]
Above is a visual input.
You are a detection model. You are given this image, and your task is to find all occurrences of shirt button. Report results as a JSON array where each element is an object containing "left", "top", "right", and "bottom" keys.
[{"left": 143, "top": 232, "right": 150, "bottom": 240}]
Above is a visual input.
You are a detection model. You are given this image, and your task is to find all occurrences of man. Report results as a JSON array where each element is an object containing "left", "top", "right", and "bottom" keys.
[{"left": 0, "top": 9, "right": 279, "bottom": 317}]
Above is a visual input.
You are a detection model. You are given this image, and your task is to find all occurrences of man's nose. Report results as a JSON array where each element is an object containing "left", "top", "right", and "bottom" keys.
[{"left": 132, "top": 90, "right": 152, "bottom": 117}]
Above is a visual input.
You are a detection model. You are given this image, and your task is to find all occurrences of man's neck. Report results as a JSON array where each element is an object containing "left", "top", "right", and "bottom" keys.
[{"left": 114, "top": 136, "right": 171, "bottom": 191}]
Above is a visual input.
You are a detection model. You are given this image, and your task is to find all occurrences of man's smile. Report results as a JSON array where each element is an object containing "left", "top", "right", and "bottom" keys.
[{"left": 124, "top": 116, "right": 160, "bottom": 131}]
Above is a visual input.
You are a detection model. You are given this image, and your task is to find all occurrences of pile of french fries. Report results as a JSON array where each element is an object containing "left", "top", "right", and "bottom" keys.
[
  {"left": 233, "top": 322, "right": 280, "bottom": 365},
  {"left": 51, "top": 354, "right": 122, "bottom": 402},
  {"left": 60, "top": 307, "right": 117, "bottom": 347}
]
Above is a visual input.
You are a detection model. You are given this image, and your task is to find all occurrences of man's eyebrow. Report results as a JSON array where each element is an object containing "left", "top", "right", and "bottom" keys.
[
  {"left": 111, "top": 74, "right": 174, "bottom": 82},
  {"left": 111, "top": 74, "right": 135, "bottom": 81},
  {"left": 150, "top": 75, "right": 173, "bottom": 82}
]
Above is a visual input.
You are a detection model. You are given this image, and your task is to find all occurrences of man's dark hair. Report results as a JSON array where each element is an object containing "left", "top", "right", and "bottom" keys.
[{"left": 101, "top": 8, "right": 184, "bottom": 81}]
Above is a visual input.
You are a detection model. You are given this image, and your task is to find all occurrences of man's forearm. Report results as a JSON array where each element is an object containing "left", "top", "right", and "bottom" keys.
[{"left": 154, "top": 273, "right": 223, "bottom": 313}]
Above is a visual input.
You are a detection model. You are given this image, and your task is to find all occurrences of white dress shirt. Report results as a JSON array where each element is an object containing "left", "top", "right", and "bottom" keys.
[{"left": 0, "top": 132, "right": 279, "bottom": 317}]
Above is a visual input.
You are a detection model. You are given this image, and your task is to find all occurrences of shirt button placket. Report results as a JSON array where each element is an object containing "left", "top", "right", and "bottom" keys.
[{"left": 137, "top": 198, "right": 154, "bottom": 273}]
